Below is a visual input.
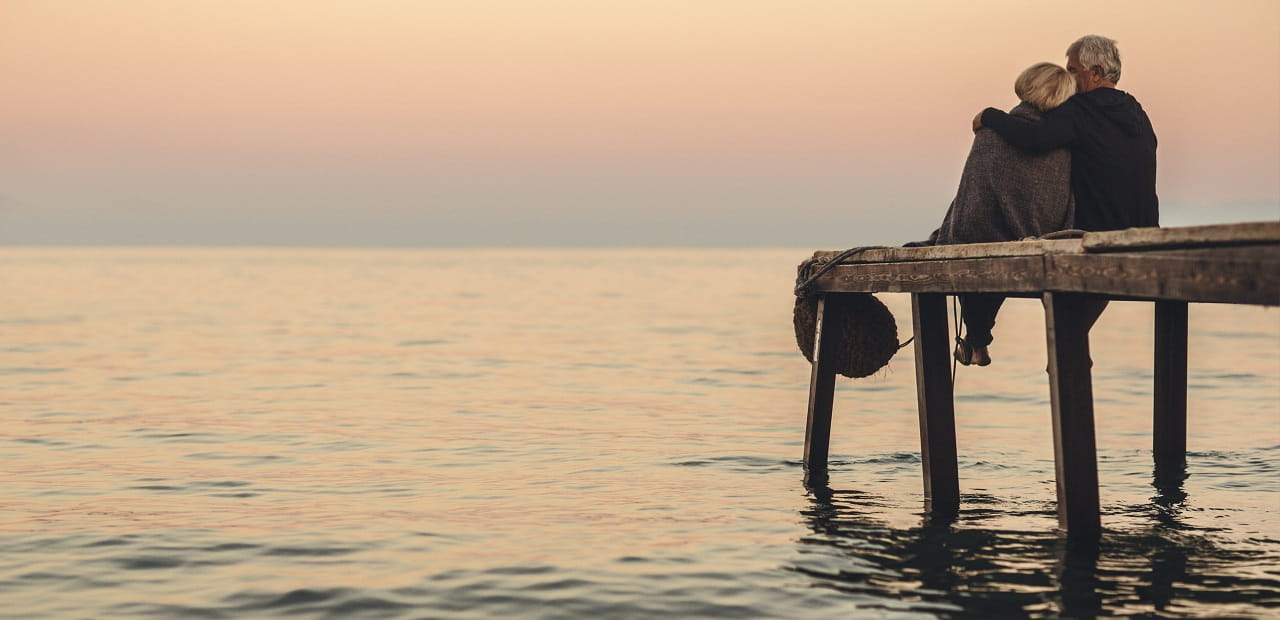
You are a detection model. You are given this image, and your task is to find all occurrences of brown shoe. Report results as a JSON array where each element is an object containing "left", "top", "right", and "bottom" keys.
[
  {"left": 955, "top": 338, "right": 974, "bottom": 366},
  {"left": 955, "top": 338, "right": 992, "bottom": 367},
  {"left": 971, "top": 345, "right": 991, "bottom": 366}
]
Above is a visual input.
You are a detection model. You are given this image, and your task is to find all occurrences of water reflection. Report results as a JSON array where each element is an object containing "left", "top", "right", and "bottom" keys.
[
  {"left": 795, "top": 473, "right": 1280, "bottom": 617},
  {"left": 1152, "top": 463, "right": 1189, "bottom": 514}
]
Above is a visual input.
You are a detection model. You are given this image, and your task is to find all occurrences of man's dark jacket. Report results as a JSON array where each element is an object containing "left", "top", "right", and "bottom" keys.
[{"left": 980, "top": 88, "right": 1158, "bottom": 231}]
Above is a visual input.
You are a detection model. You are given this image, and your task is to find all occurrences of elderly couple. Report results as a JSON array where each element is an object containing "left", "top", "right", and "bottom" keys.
[{"left": 920, "top": 34, "right": 1159, "bottom": 367}]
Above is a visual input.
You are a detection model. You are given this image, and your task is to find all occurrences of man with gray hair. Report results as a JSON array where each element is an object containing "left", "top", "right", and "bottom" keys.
[{"left": 975, "top": 35, "right": 1158, "bottom": 231}]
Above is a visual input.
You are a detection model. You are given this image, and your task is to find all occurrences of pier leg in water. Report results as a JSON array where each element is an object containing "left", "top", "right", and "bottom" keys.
[
  {"left": 912, "top": 293, "right": 960, "bottom": 514},
  {"left": 804, "top": 295, "right": 841, "bottom": 477},
  {"left": 1043, "top": 292, "right": 1102, "bottom": 538},
  {"left": 1153, "top": 301, "right": 1189, "bottom": 480}
]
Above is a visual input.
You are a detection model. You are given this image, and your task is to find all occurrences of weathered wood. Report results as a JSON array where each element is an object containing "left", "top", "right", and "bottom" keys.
[
  {"left": 811, "top": 245, "right": 1280, "bottom": 303},
  {"left": 1047, "top": 247, "right": 1280, "bottom": 305},
  {"left": 804, "top": 295, "right": 840, "bottom": 471},
  {"left": 912, "top": 293, "right": 960, "bottom": 513},
  {"left": 813, "top": 239, "right": 1082, "bottom": 264},
  {"left": 799, "top": 222, "right": 1280, "bottom": 535},
  {"left": 809, "top": 222, "right": 1280, "bottom": 267},
  {"left": 1154, "top": 301, "right": 1189, "bottom": 475},
  {"left": 1043, "top": 292, "right": 1102, "bottom": 537},
  {"left": 813, "top": 256, "right": 1046, "bottom": 294},
  {"left": 1083, "top": 221, "right": 1280, "bottom": 252}
]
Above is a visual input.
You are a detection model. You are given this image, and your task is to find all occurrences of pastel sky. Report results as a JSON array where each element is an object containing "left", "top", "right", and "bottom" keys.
[{"left": 2, "top": 0, "right": 1277, "bottom": 246}]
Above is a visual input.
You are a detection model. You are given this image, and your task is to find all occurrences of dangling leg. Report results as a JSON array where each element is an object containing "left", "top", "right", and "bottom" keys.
[{"left": 956, "top": 294, "right": 1005, "bottom": 366}]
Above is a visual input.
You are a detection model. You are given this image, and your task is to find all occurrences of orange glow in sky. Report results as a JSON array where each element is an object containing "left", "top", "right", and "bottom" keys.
[{"left": 2, "top": 0, "right": 1277, "bottom": 245}]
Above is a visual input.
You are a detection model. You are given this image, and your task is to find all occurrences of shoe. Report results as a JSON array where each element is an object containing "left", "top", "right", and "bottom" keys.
[
  {"left": 971, "top": 345, "right": 991, "bottom": 366},
  {"left": 955, "top": 338, "right": 974, "bottom": 366},
  {"left": 955, "top": 338, "right": 992, "bottom": 367}
]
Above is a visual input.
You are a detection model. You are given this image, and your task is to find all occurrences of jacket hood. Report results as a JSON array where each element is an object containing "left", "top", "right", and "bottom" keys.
[{"left": 1082, "top": 88, "right": 1145, "bottom": 135}]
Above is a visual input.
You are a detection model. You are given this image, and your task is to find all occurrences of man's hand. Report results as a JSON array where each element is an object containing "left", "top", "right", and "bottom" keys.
[{"left": 972, "top": 112, "right": 984, "bottom": 132}]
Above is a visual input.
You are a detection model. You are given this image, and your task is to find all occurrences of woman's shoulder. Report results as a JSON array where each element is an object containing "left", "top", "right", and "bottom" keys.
[
  {"left": 970, "top": 127, "right": 1012, "bottom": 153},
  {"left": 973, "top": 123, "right": 1069, "bottom": 165},
  {"left": 1008, "top": 102, "right": 1042, "bottom": 122}
]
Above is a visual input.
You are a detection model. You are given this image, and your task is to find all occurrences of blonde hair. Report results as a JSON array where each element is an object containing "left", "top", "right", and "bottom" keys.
[{"left": 1015, "top": 62, "right": 1077, "bottom": 111}]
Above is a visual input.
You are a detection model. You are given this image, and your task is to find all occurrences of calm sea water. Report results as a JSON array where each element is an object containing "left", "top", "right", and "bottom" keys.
[{"left": 2, "top": 248, "right": 1278, "bottom": 618}]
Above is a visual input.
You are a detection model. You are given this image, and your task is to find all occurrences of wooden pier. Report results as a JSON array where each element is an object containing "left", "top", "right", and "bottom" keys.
[{"left": 801, "top": 221, "right": 1280, "bottom": 537}]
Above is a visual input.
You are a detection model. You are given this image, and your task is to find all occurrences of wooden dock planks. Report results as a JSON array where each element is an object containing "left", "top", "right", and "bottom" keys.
[
  {"left": 799, "top": 222, "right": 1279, "bottom": 538},
  {"left": 809, "top": 233, "right": 1279, "bottom": 305},
  {"left": 1046, "top": 246, "right": 1280, "bottom": 305}
]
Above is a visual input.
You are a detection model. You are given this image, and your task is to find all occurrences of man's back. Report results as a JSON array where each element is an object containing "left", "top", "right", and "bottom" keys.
[{"left": 1062, "top": 88, "right": 1158, "bottom": 231}]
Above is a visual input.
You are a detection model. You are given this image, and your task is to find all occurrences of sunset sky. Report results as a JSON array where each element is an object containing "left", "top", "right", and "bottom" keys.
[{"left": 2, "top": 0, "right": 1277, "bottom": 246}]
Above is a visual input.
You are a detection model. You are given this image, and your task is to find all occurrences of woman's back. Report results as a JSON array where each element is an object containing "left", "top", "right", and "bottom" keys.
[{"left": 933, "top": 102, "right": 1074, "bottom": 245}]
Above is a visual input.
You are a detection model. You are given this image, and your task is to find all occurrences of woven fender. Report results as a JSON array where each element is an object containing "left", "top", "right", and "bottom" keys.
[{"left": 794, "top": 293, "right": 899, "bottom": 378}]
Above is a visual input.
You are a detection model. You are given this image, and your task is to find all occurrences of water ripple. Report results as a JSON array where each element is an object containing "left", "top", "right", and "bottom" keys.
[{"left": 1, "top": 249, "right": 1275, "bottom": 618}]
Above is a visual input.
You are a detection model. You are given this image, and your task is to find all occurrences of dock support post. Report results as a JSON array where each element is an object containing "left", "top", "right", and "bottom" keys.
[
  {"left": 804, "top": 295, "right": 840, "bottom": 474},
  {"left": 912, "top": 293, "right": 960, "bottom": 513},
  {"left": 1043, "top": 292, "right": 1102, "bottom": 537},
  {"left": 1154, "top": 301, "right": 1189, "bottom": 476}
]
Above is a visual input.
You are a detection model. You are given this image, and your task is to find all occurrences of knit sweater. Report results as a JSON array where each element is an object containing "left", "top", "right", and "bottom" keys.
[{"left": 928, "top": 102, "right": 1074, "bottom": 246}]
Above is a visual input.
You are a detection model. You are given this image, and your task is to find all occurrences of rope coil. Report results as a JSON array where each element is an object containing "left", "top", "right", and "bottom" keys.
[{"left": 793, "top": 248, "right": 906, "bottom": 378}]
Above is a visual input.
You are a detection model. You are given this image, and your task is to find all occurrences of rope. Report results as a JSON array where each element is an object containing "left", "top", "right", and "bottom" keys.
[
  {"left": 793, "top": 245, "right": 915, "bottom": 357},
  {"left": 793, "top": 246, "right": 892, "bottom": 297},
  {"left": 952, "top": 296, "right": 963, "bottom": 386},
  {"left": 798, "top": 232, "right": 1084, "bottom": 297},
  {"left": 798, "top": 235, "right": 1082, "bottom": 383},
  {"left": 1037, "top": 228, "right": 1087, "bottom": 240}
]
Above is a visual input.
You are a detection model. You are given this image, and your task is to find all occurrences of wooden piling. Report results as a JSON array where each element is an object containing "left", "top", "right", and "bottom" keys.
[
  {"left": 804, "top": 295, "right": 839, "bottom": 472},
  {"left": 1043, "top": 292, "right": 1102, "bottom": 537},
  {"left": 911, "top": 293, "right": 961, "bottom": 513},
  {"left": 1154, "top": 301, "right": 1189, "bottom": 475}
]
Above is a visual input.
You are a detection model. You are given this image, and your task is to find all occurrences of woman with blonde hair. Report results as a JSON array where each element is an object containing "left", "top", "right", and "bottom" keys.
[{"left": 920, "top": 62, "right": 1077, "bottom": 366}]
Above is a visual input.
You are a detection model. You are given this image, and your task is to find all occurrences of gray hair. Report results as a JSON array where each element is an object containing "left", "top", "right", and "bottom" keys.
[{"left": 1067, "top": 35, "right": 1122, "bottom": 84}]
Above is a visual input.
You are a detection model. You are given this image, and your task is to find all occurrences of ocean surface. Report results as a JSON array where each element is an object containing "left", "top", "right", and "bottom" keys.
[{"left": 2, "top": 248, "right": 1278, "bottom": 619}]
